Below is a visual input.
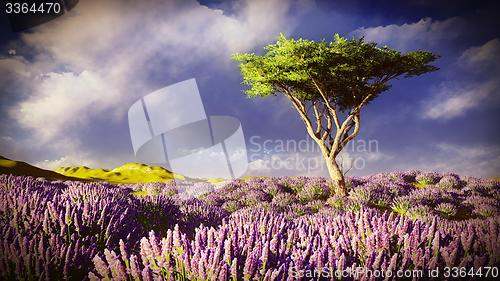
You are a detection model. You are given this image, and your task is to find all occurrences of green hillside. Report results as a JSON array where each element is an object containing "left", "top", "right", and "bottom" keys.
[
  {"left": 0, "top": 155, "right": 84, "bottom": 181},
  {"left": 54, "top": 163, "right": 185, "bottom": 184}
]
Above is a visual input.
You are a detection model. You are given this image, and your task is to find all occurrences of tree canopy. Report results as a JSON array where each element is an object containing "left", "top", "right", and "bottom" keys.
[{"left": 233, "top": 34, "right": 439, "bottom": 112}]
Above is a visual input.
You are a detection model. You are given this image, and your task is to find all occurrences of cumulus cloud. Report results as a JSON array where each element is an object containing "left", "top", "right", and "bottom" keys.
[
  {"left": 435, "top": 143, "right": 498, "bottom": 159},
  {"left": 2, "top": 0, "right": 304, "bottom": 167},
  {"left": 351, "top": 18, "right": 499, "bottom": 121},
  {"left": 350, "top": 17, "right": 464, "bottom": 51},
  {"left": 10, "top": 71, "right": 120, "bottom": 142},
  {"left": 0, "top": 56, "right": 31, "bottom": 78},
  {"left": 426, "top": 143, "right": 500, "bottom": 177},
  {"left": 422, "top": 81, "right": 497, "bottom": 119},
  {"left": 459, "top": 38, "right": 500, "bottom": 68},
  {"left": 422, "top": 38, "right": 500, "bottom": 120},
  {"left": 35, "top": 154, "right": 100, "bottom": 170},
  {"left": 20, "top": 0, "right": 300, "bottom": 71},
  {"left": 366, "top": 142, "right": 500, "bottom": 178}
]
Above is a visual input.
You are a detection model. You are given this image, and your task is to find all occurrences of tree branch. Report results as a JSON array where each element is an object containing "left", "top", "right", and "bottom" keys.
[
  {"left": 310, "top": 76, "right": 341, "bottom": 130},
  {"left": 321, "top": 109, "right": 332, "bottom": 141},
  {"left": 312, "top": 101, "right": 322, "bottom": 136},
  {"left": 341, "top": 114, "right": 360, "bottom": 148},
  {"left": 342, "top": 120, "right": 355, "bottom": 140},
  {"left": 329, "top": 114, "right": 354, "bottom": 159},
  {"left": 283, "top": 89, "right": 320, "bottom": 141}
]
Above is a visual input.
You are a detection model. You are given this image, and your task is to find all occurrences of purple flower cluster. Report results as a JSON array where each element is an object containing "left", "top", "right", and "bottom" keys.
[
  {"left": 90, "top": 209, "right": 500, "bottom": 280},
  {"left": 1, "top": 170, "right": 499, "bottom": 280},
  {"left": 202, "top": 171, "right": 499, "bottom": 221},
  {"left": 0, "top": 175, "right": 140, "bottom": 280},
  {"left": 0, "top": 175, "right": 229, "bottom": 280}
]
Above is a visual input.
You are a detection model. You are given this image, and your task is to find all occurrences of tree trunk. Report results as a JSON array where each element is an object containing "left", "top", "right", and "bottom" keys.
[{"left": 326, "top": 159, "right": 347, "bottom": 196}]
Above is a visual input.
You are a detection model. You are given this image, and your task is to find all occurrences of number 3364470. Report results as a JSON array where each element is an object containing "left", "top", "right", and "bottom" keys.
[{"left": 5, "top": 2, "right": 62, "bottom": 14}]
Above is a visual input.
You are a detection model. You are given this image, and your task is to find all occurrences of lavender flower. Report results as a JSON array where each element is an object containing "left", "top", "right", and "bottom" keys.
[{"left": 1, "top": 171, "right": 499, "bottom": 281}]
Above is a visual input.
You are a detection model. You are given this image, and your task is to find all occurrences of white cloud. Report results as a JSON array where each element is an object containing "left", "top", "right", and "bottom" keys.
[
  {"left": 435, "top": 143, "right": 498, "bottom": 159},
  {"left": 422, "top": 81, "right": 497, "bottom": 120},
  {"left": 35, "top": 154, "right": 100, "bottom": 170},
  {"left": 370, "top": 142, "right": 500, "bottom": 178},
  {"left": 460, "top": 38, "right": 500, "bottom": 67},
  {"left": 364, "top": 151, "right": 393, "bottom": 162},
  {"left": 246, "top": 159, "right": 273, "bottom": 174},
  {"left": 10, "top": 71, "right": 120, "bottom": 142},
  {"left": 0, "top": 56, "right": 31, "bottom": 78},
  {"left": 351, "top": 17, "right": 464, "bottom": 51},
  {"left": 20, "top": 0, "right": 300, "bottom": 71},
  {"left": 422, "top": 38, "right": 500, "bottom": 120},
  {"left": 352, "top": 19, "right": 499, "bottom": 121},
  {"left": 425, "top": 143, "right": 500, "bottom": 177},
  {"left": 3, "top": 0, "right": 305, "bottom": 167}
]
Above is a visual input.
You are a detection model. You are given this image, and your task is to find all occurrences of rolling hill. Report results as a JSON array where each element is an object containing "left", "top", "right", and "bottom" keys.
[
  {"left": 1, "top": 155, "right": 184, "bottom": 184},
  {"left": 0, "top": 155, "right": 84, "bottom": 181},
  {"left": 54, "top": 163, "right": 185, "bottom": 184}
]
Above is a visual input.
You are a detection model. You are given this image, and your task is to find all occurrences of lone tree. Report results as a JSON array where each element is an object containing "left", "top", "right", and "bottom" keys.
[{"left": 233, "top": 34, "right": 439, "bottom": 196}]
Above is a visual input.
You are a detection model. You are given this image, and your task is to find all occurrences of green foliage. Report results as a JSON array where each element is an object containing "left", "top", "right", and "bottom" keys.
[
  {"left": 349, "top": 188, "right": 372, "bottom": 204},
  {"left": 436, "top": 176, "right": 460, "bottom": 190},
  {"left": 222, "top": 200, "right": 243, "bottom": 213},
  {"left": 391, "top": 196, "right": 412, "bottom": 215},
  {"left": 414, "top": 181, "right": 433, "bottom": 188},
  {"left": 435, "top": 203, "right": 457, "bottom": 218},
  {"left": 327, "top": 195, "right": 346, "bottom": 210},
  {"left": 232, "top": 33, "right": 439, "bottom": 111},
  {"left": 372, "top": 194, "right": 392, "bottom": 209},
  {"left": 262, "top": 183, "right": 282, "bottom": 197},
  {"left": 306, "top": 200, "right": 325, "bottom": 213},
  {"left": 345, "top": 200, "right": 363, "bottom": 212},
  {"left": 271, "top": 193, "right": 298, "bottom": 210},
  {"left": 297, "top": 184, "right": 330, "bottom": 203},
  {"left": 407, "top": 205, "right": 432, "bottom": 221},
  {"left": 473, "top": 204, "right": 498, "bottom": 218}
]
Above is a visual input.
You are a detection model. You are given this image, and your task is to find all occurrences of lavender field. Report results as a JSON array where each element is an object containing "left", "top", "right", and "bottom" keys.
[{"left": 1, "top": 172, "right": 499, "bottom": 280}]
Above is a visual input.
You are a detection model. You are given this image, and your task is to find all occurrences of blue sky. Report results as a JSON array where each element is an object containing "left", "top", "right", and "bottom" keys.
[{"left": 0, "top": 0, "right": 499, "bottom": 177}]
